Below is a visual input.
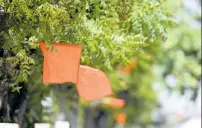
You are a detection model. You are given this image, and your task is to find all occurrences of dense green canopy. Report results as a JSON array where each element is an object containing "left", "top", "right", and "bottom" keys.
[{"left": 0, "top": 0, "right": 172, "bottom": 85}]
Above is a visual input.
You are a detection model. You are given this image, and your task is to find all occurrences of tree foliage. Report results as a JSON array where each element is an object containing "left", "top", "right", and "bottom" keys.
[{"left": 0, "top": 0, "right": 173, "bottom": 127}]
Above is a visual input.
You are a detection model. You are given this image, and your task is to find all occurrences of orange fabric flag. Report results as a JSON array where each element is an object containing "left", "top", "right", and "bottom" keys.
[
  {"left": 35, "top": 42, "right": 82, "bottom": 84},
  {"left": 77, "top": 65, "right": 113, "bottom": 101},
  {"left": 120, "top": 59, "right": 137, "bottom": 73},
  {"left": 115, "top": 113, "right": 127, "bottom": 125},
  {"left": 103, "top": 98, "right": 125, "bottom": 108}
]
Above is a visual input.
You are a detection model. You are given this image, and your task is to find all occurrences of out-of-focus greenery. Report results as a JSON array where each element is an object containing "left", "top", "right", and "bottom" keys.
[
  {"left": 154, "top": 0, "right": 201, "bottom": 95},
  {"left": 0, "top": 0, "right": 174, "bottom": 127},
  {"left": 99, "top": 0, "right": 201, "bottom": 127}
]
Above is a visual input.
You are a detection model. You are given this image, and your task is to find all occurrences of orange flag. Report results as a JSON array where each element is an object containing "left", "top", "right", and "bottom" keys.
[
  {"left": 103, "top": 98, "right": 125, "bottom": 108},
  {"left": 120, "top": 59, "right": 137, "bottom": 73},
  {"left": 77, "top": 65, "right": 113, "bottom": 101},
  {"left": 115, "top": 113, "right": 127, "bottom": 125},
  {"left": 35, "top": 42, "right": 82, "bottom": 84}
]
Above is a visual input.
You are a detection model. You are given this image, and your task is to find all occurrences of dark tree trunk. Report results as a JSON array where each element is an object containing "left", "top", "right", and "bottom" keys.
[
  {"left": 84, "top": 107, "right": 109, "bottom": 128},
  {"left": 53, "top": 84, "right": 78, "bottom": 128}
]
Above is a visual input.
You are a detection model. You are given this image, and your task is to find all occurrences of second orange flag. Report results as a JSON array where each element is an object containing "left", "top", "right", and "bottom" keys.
[{"left": 77, "top": 65, "right": 113, "bottom": 101}]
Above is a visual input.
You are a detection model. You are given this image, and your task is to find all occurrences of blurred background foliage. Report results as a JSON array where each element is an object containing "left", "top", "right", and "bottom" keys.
[{"left": 154, "top": 0, "right": 201, "bottom": 97}]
